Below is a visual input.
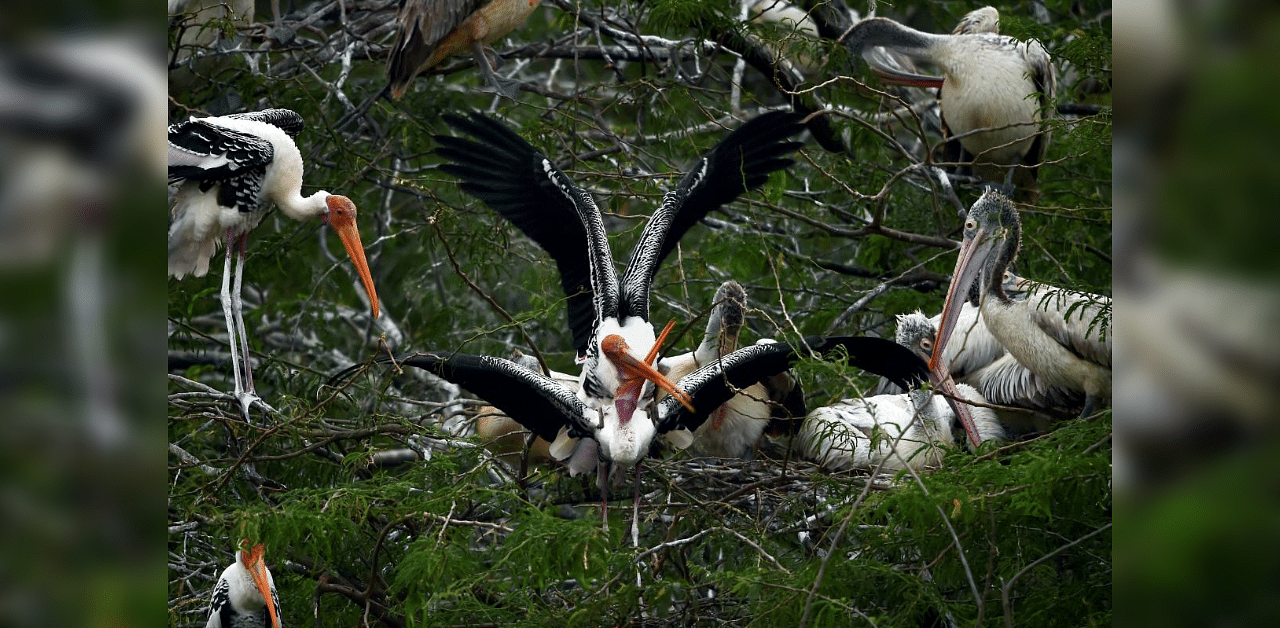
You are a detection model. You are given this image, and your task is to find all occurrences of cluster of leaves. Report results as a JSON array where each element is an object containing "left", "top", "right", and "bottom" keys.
[{"left": 168, "top": 0, "right": 1111, "bottom": 625}]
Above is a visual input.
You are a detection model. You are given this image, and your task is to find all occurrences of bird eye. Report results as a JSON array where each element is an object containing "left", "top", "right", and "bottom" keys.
[
  {"left": 965, "top": 220, "right": 976, "bottom": 230},
  {"left": 921, "top": 338, "right": 932, "bottom": 350},
  {"left": 1003, "top": 271, "right": 1012, "bottom": 282}
]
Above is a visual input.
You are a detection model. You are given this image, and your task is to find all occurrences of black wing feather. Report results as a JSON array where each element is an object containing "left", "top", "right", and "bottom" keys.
[
  {"left": 228, "top": 108, "right": 305, "bottom": 138},
  {"left": 208, "top": 576, "right": 231, "bottom": 628},
  {"left": 618, "top": 111, "right": 805, "bottom": 319},
  {"left": 168, "top": 118, "right": 273, "bottom": 212},
  {"left": 657, "top": 335, "right": 928, "bottom": 432},
  {"left": 435, "top": 113, "right": 606, "bottom": 356},
  {"left": 394, "top": 351, "right": 593, "bottom": 442}
]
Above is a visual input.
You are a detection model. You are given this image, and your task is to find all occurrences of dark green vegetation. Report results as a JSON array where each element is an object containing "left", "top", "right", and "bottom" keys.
[{"left": 168, "top": 0, "right": 1111, "bottom": 625}]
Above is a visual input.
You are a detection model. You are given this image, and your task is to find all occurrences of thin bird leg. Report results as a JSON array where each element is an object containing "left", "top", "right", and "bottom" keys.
[
  {"left": 229, "top": 232, "right": 272, "bottom": 420},
  {"left": 220, "top": 230, "right": 251, "bottom": 421},
  {"left": 631, "top": 462, "right": 642, "bottom": 549},
  {"left": 471, "top": 41, "right": 522, "bottom": 99},
  {"left": 1079, "top": 395, "right": 1101, "bottom": 418},
  {"left": 598, "top": 458, "right": 609, "bottom": 535},
  {"left": 233, "top": 233, "right": 254, "bottom": 395}
]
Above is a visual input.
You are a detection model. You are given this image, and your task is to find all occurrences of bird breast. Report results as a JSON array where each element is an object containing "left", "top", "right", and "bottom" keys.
[{"left": 940, "top": 37, "right": 1042, "bottom": 164}]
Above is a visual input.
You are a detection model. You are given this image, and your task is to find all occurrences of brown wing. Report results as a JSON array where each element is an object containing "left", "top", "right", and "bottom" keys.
[{"left": 386, "top": 0, "right": 488, "bottom": 98}]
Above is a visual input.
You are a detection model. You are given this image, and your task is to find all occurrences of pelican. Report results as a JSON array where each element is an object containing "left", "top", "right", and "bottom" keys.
[
  {"left": 658, "top": 280, "right": 804, "bottom": 458},
  {"left": 433, "top": 110, "right": 805, "bottom": 480},
  {"left": 385, "top": 0, "right": 540, "bottom": 99},
  {"left": 168, "top": 108, "right": 380, "bottom": 417},
  {"left": 205, "top": 540, "right": 281, "bottom": 628},
  {"left": 843, "top": 8, "right": 1056, "bottom": 190},
  {"left": 798, "top": 312, "right": 1005, "bottom": 473},
  {"left": 931, "top": 190, "right": 1111, "bottom": 417}
]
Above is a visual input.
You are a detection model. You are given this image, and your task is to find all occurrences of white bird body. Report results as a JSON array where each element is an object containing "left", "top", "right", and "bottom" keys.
[
  {"left": 206, "top": 542, "right": 281, "bottom": 628},
  {"left": 980, "top": 282, "right": 1111, "bottom": 407},
  {"left": 169, "top": 115, "right": 310, "bottom": 278},
  {"left": 657, "top": 280, "right": 777, "bottom": 458},
  {"left": 800, "top": 382, "right": 1002, "bottom": 472},
  {"left": 168, "top": 108, "right": 379, "bottom": 417},
  {"left": 932, "top": 35, "right": 1046, "bottom": 166},
  {"left": 844, "top": 11, "right": 1055, "bottom": 186}
]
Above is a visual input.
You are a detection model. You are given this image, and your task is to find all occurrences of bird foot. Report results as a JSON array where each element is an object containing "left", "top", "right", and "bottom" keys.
[
  {"left": 487, "top": 75, "right": 523, "bottom": 99},
  {"left": 234, "top": 390, "right": 276, "bottom": 424}
]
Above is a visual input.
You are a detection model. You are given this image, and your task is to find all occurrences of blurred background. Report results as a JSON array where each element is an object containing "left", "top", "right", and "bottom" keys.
[{"left": 0, "top": 0, "right": 1274, "bottom": 625}]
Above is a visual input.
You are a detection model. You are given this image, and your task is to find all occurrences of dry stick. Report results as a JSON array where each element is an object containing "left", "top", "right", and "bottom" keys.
[
  {"left": 429, "top": 218, "right": 551, "bottom": 375},
  {"left": 1001, "top": 523, "right": 1112, "bottom": 628}
]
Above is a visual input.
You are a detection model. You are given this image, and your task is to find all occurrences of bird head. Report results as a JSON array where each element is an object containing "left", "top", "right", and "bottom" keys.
[
  {"left": 931, "top": 190, "right": 1018, "bottom": 371},
  {"left": 238, "top": 540, "right": 280, "bottom": 628},
  {"left": 322, "top": 195, "right": 381, "bottom": 319},
  {"left": 600, "top": 320, "right": 694, "bottom": 426}
]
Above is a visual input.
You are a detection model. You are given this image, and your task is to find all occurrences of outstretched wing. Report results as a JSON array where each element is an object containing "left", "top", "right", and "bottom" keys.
[
  {"left": 658, "top": 335, "right": 928, "bottom": 432},
  {"left": 393, "top": 351, "right": 594, "bottom": 442},
  {"left": 618, "top": 111, "right": 805, "bottom": 320},
  {"left": 436, "top": 112, "right": 612, "bottom": 356}
]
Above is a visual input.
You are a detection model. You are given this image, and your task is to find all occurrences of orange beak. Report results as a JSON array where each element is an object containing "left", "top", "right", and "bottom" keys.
[
  {"left": 601, "top": 323, "right": 695, "bottom": 414},
  {"left": 324, "top": 195, "right": 381, "bottom": 318},
  {"left": 241, "top": 542, "right": 280, "bottom": 628}
]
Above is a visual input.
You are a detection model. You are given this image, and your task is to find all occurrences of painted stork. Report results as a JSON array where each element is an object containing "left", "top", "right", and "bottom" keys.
[
  {"left": 168, "top": 108, "right": 381, "bottom": 417},
  {"left": 658, "top": 280, "right": 804, "bottom": 458},
  {"left": 386, "top": 0, "right": 540, "bottom": 99},
  {"left": 798, "top": 312, "right": 1004, "bottom": 473},
  {"left": 931, "top": 190, "right": 1111, "bottom": 417},
  {"left": 205, "top": 540, "right": 281, "bottom": 628},
  {"left": 843, "top": 8, "right": 1056, "bottom": 192},
  {"left": 433, "top": 110, "right": 806, "bottom": 479},
  {"left": 353, "top": 335, "right": 931, "bottom": 475}
]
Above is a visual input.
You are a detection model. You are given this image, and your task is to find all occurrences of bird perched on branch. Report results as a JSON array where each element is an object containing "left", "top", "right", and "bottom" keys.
[
  {"left": 386, "top": 0, "right": 540, "bottom": 99},
  {"left": 205, "top": 540, "right": 281, "bottom": 628},
  {"left": 931, "top": 190, "right": 1111, "bottom": 418},
  {"left": 843, "top": 7, "right": 1056, "bottom": 196},
  {"left": 168, "top": 108, "right": 380, "bottom": 418}
]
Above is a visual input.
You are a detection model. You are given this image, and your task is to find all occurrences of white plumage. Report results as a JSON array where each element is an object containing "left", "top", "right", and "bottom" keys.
[
  {"left": 168, "top": 108, "right": 379, "bottom": 416},
  {"left": 206, "top": 541, "right": 281, "bottom": 628}
]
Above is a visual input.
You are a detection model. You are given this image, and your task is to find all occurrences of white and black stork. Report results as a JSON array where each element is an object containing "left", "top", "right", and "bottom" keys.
[
  {"left": 431, "top": 110, "right": 806, "bottom": 478},
  {"left": 798, "top": 312, "right": 1004, "bottom": 473},
  {"left": 843, "top": 9, "right": 1056, "bottom": 192},
  {"left": 931, "top": 190, "right": 1111, "bottom": 417},
  {"left": 386, "top": 0, "right": 540, "bottom": 99},
  {"left": 205, "top": 540, "right": 281, "bottom": 628},
  {"left": 168, "top": 108, "right": 380, "bottom": 417}
]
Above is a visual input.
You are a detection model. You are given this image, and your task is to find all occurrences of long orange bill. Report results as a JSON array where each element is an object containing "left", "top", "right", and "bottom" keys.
[
  {"left": 602, "top": 333, "right": 695, "bottom": 412},
  {"left": 325, "top": 195, "right": 381, "bottom": 318},
  {"left": 243, "top": 542, "right": 280, "bottom": 628}
]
